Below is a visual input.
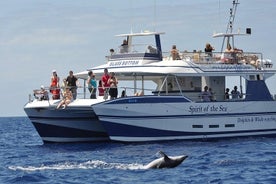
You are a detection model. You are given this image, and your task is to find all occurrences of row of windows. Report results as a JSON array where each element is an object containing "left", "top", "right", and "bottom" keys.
[{"left": 192, "top": 124, "right": 235, "bottom": 128}]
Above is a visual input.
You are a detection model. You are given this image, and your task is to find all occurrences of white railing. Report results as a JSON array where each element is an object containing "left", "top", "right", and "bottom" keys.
[{"left": 162, "top": 51, "right": 267, "bottom": 67}]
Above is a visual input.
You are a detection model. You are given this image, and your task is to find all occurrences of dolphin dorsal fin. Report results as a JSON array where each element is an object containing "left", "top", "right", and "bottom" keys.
[{"left": 158, "top": 151, "right": 170, "bottom": 160}]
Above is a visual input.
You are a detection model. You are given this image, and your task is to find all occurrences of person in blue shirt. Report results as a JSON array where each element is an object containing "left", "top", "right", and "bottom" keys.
[{"left": 87, "top": 71, "right": 97, "bottom": 99}]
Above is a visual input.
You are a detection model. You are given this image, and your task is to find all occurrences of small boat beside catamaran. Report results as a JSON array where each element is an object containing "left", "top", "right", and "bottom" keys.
[{"left": 24, "top": 0, "right": 276, "bottom": 143}]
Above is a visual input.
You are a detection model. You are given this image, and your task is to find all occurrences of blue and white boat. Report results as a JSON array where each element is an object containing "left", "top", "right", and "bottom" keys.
[
  {"left": 24, "top": 99, "right": 109, "bottom": 142},
  {"left": 84, "top": 0, "right": 276, "bottom": 142},
  {"left": 24, "top": 0, "right": 276, "bottom": 143}
]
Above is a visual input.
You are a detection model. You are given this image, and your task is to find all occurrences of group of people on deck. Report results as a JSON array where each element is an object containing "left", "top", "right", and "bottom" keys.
[
  {"left": 225, "top": 86, "right": 242, "bottom": 100},
  {"left": 87, "top": 68, "right": 119, "bottom": 100},
  {"left": 34, "top": 68, "right": 120, "bottom": 109},
  {"left": 170, "top": 42, "right": 244, "bottom": 64},
  {"left": 47, "top": 70, "right": 77, "bottom": 109},
  {"left": 169, "top": 43, "right": 215, "bottom": 60},
  {"left": 100, "top": 68, "right": 119, "bottom": 100},
  {"left": 34, "top": 70, "right": 79, "bottom": 109},
  {"left": 200, "top": 85, "right": 242, "bottom": 102}
]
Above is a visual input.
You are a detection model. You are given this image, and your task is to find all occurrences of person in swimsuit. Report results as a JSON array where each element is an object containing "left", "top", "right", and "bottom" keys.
[
  {"left": 50, "top": 70, "right": 60, "bottom": 99},
  {"left": 56, "top": 87, "right": 73, "bottom": 109}
]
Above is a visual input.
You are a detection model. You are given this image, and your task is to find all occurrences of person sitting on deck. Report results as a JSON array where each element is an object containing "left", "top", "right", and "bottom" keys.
[
  {"left": 170, "top": 45, "right": 181, "bottom": 60},
  {"left": 34, "top": 85, "right": 49, "bottom": 101},
  {"left": 56, "top": 87, "right": 73, "bottom": 109},
  {"left": 134, "top": 91, "right": 144, "bottom": 96},
  {"left": 147, "top": 45, "right": 157, "bottom": 54},
  {"left": 223, "top": 44, "right": 243, "bottom": 64}
]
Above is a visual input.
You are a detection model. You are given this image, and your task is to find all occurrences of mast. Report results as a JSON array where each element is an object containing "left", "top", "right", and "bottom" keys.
[
  {"left": 221, "top": 0, "right": 239, "bottom": 52},
  {"left": 226, "top": 0, "right": 239, "bottom": 34}
]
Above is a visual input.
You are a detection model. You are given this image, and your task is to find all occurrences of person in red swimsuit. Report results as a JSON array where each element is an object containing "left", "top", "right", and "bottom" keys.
[
  {"left": 101, "top": 68, "right": 110, "bottom": 99},
  {"left": 101, "top": 68, "right": 110, "bottom": 88},
  {"left": 98, "top": 80, "right": 105, "bottom": 96},
  {"left": 50, "top": 70, "right": 60, "bottom": 100}
]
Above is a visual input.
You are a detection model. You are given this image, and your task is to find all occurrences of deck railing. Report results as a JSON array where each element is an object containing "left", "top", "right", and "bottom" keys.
[
  {"left": 30, "top": 85, "right": 276, "bottom": 103},
  {"left": 107, "top": 44, "right": 273, "bottom": 69},
  {"left": 162, "top": 51, "right": 272, "bottom": 68}
]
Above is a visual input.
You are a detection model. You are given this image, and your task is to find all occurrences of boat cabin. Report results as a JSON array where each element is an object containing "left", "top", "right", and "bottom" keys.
[
  {"left": 108, "top": 31, "right": 165, "bottom": 62},
  {"left": 74, "top": 29, "right": 275, "bottom": 102}
]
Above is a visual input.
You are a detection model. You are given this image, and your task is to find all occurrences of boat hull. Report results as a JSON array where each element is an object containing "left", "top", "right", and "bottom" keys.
[
  {"left": 93, "top": 96, "right": 276, "bottom": 142},
  {"left": 24, "top": 100, "right": 109, "bottom": 143}
]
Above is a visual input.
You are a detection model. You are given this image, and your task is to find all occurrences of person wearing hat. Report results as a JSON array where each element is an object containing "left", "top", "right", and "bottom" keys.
[
  {"left": 33, "top": 85, "right": 49, "bottom": 101},
  {"left": 87, "top": 71, "right": 97, "bottom": 99},
  {"left": 50, "top": 70, "right": 60, "bottom": 100}
]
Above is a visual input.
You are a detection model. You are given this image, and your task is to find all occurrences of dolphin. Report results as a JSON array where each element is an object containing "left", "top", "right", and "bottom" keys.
[{"left": 144, "top": 151, "right": 188, "bottom": 169}]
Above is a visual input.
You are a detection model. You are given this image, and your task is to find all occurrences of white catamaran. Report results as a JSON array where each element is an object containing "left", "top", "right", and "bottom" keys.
[{"left": 24, "top": 0, "right": 276, "bottom": 143}]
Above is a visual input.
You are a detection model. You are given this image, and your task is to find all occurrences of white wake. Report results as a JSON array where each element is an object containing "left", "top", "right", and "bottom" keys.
[{"left": 8, "top": 160, "right": 146, "bottom": 171}]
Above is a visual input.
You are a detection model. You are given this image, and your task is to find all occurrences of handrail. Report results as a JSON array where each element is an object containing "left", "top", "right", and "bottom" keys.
[
  {"left": 29, "top": 84, "right": 276, "bottom": 103},
  {"left": 161, "top": 51, "right": 274, "bottom": 69}
]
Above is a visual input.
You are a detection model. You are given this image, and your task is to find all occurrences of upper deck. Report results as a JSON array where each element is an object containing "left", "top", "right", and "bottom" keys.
[{"left": 75, "top": 29, "right": 275, "bottom": 80}]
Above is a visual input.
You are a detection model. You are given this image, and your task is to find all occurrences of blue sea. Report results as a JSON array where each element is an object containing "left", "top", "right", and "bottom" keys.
[{"left": 0, "top": 117, "right": 276, "bottom": 184}]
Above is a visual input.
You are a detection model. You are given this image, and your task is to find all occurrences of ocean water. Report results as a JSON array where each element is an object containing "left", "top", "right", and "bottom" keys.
[{"left": 0, "top": 117, "right": 276, "bottom": 184}]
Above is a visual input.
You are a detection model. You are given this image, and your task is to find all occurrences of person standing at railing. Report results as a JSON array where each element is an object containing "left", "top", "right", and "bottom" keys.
[
  {"left": 201, "top": 86, "right": 212, "bottom": 102},
  {"left": 209, "top": 88, "right": 216, "bottom": 101},
  {"left": 110, "top": 48, "right": 115, "bottom": 55},
  {"left": 108, "top": 72, "right": 118, "bottom": 100},
  {"left": 101, "top": 68, "right": 110, "bottom": 99},
  {"left": 98, "top": 80, "right": 105, "bottom": 96},
  {"left": 231, "top": 86, "right": 242, "bottom": 99},
  {"left": 204, "top": 43, "right": 215, "bottom": 56},
  {"left": 66, "top": 70, "right": 79, "bottom": 100},
  {"left": 87, "top": 71, "right": 97, "bottom": 99},
  {"left": 225, "top": 88, "right": 230, "bottom": 100},
  {"left": 120, "top": 39, "right": 128, "bottom": 53},
  {"left": 50, "top": 70, "right": 60, "bottom": 100}
]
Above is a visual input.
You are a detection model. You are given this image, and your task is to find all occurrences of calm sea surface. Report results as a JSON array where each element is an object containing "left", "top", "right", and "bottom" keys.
[{"left": 0, "top": 117, "right": 276, "bottom": 184}]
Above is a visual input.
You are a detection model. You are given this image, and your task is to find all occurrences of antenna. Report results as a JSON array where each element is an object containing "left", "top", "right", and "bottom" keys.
[
  {"left": 153, "top": 0, "right": 156, "bottom": 31},
  {"left": 220, "top": 0, "right": 240, "bottom": 52},
  {"left": 226, "top": 0, "right": 239, "bottom": 33}
]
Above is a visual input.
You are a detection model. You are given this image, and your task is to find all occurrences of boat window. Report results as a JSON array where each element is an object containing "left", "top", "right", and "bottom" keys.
[
  {"left": 192, "top": 125, "right": 203, "bottom": 128},
  {"left": 225, "top": 124, "right": 235, "bottom": 128},
  {"left": 209, "top": 125, "right": 219, "bottom": 128},
  {"left": 118, "top": 35, "right": 157, "bottom": 54},
  {"left": 249, "top": 75, "right": 256, "bottom": 80}
]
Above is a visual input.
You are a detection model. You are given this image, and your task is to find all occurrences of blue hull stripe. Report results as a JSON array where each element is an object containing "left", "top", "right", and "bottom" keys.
[
  {"left": 32, "top": 122, "right": 108, "bottom": 139},
  {"left": 99, "top": 112, "right": 276, "bottom": 119},
  {"left": 105, "top": 96, "right": 191, "bottom": 104},
  {"left": 102, "top": 121, "right": 276, "bottom": 137}
]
